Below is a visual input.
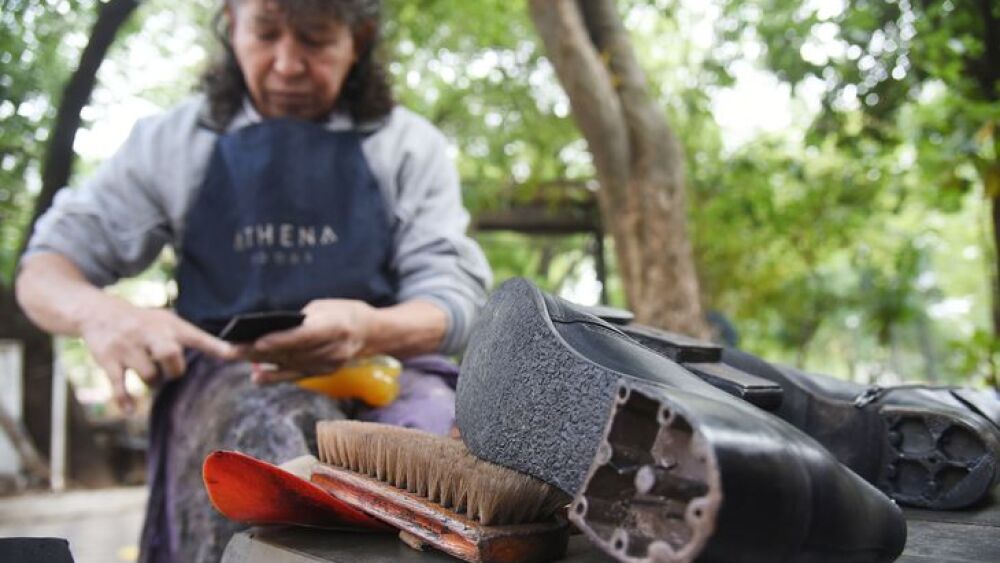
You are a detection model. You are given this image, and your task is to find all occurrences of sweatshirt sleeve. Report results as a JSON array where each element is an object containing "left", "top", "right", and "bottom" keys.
[
  {"left": 22, "top": 116, "right": 174, "bottom": 287},
  {"left": 366, "top": 109, "right": 492, "bottom": 355}
]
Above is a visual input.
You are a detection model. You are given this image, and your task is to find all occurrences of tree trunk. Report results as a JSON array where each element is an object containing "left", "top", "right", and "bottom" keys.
[
  {"left": 977, "top": 0, "right": 999, "bottom": 391},
  {"left": 4, "top": 0, "right": 140, "bottom": 486},
  {"left": 528, "top": 0, "right": 710, "bottom": 338},
  {"left": 988, "top": 223, "right": 999, "bottom": 384},
  {"left": 993, "top": 195, "right": 1000, "bottom": 337}
]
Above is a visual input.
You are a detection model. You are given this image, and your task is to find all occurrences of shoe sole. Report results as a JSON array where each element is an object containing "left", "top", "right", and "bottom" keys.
[
  {"left": 457, "top": 280, "right": 721, "bottom": 562},
  {"left": 752, "top": 364, "right": 1000, "bottom": 510},
  {"left": 717, "top": 348, "right": 1000, "bottom": 510},
  {"left": 878, "top": 408, "right": 1000, "bottom": 509}
]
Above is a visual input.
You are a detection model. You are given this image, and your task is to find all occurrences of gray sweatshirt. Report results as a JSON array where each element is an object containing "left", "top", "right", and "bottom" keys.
[{"left": 25, "top": 96, "right": 492, "bottom": 354}]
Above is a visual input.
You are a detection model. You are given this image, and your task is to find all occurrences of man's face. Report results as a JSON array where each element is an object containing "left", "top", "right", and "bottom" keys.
[{"left": 229, "top": 0, "right": 357, "bottom": 120}]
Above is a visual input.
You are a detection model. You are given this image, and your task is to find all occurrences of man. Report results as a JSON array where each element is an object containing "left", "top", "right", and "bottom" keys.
[{"left": 16, "top": 0, "right": 490, "bottom": 560}]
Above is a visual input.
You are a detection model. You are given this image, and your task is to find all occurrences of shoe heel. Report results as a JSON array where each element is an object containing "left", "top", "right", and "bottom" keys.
[
  {"left": 570, "top": 383, "right": 720, "bottom": 563},
  {"left": 457, "top": 278, "right": 622, "bottom": 496}
]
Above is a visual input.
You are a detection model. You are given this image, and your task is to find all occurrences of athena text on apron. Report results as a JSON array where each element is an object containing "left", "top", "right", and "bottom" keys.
[{"left": 233, "top": 223, "right": 339, "bottom": 253}]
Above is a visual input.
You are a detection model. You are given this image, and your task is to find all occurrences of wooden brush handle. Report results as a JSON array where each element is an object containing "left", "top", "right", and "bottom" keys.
[{"left": 310, "top": 465, "right": 569, "bottom": 563}]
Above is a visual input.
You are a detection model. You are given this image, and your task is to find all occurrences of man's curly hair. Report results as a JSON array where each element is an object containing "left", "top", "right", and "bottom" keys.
[{"left": 201, "top": 0, "right": 394, "bottom": 128}]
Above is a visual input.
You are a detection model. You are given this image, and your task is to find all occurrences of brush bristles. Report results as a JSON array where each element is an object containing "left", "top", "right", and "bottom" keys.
[{"left": 316, "top": 420, "right": 568, "bottom": 526}]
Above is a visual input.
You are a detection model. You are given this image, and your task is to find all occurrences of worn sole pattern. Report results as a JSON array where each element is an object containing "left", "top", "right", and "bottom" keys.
[
  {"left": 457, "top": 278, "right": 622, "bottom": 496},
  {"left": 879, "top": 409, "right": 999, "bottom": 509}
]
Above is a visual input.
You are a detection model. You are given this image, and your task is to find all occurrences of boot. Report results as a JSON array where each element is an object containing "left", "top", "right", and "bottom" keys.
[
  {"left": 621, "top": 323, "right": 1000, "bottom": 510},
  {"left": 457, "top": 278, "right": 906, "bottom": 562}
]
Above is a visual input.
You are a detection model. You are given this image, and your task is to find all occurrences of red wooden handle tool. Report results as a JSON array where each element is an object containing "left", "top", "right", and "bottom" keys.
[{"left": 202, "top": 450, "right": 391, "bottom": 531}]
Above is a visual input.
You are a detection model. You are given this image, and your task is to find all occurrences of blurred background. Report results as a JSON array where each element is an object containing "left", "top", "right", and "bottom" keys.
[{"left": 1, "top": 0, "right": 998, "bottom": 560}]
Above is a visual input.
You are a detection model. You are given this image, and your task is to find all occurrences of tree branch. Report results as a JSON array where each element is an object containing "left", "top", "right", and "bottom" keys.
[
  {"left": 18, "top": 0, "right": 141, "bottom": 258},
  {"left": 580, "top": 0, "right": 686, "bottom": 186}
]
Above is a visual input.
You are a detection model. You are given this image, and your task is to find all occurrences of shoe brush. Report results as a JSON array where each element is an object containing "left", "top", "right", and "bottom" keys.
[{"left": 312, "top": 420, "right": 571, "bottom": 563}]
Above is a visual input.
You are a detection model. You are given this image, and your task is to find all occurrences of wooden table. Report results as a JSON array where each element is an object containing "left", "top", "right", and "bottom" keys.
[
  {"left": 222, "top": 489, "right": 1000, "bottom": 562},
  {"left": 222, "top": 528, "right": 611, "bottom": 563},
  {"left": 899, "top": 491, "right": 1000, "bottom": 562}
]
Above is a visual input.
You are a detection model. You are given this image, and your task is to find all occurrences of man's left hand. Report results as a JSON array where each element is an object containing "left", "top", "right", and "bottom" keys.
[{"left": 239, "top": 299, "right": 375, "bottom": 383}]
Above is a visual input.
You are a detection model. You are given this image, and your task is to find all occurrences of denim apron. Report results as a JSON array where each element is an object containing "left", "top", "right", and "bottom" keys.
[
  {"left": 138, "top": 118, "right": 458, "bottom": 563},
  {"left": 175, "top": 117, "right": 396, "bottom": 329}
]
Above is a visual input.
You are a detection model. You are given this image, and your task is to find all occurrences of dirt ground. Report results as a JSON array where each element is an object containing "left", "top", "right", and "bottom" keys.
[{"left": 0, "top": 486, "right": 146, "bottom": 563}]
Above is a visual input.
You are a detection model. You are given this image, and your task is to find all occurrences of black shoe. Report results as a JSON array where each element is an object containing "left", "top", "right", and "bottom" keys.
[
  {"left": 457, "top": 279, "right": 906, "bottom": 562},
  {"left": 621, "top": 323, "right": 1000, "bottom": 510},
  {"left": 622, "top": 323, "right": 785, "bottom": 410}
]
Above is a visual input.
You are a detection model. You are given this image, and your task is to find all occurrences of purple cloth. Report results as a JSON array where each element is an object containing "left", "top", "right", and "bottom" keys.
[
  {"left": 357, "top": 355, "right": 460, "bottom": 435},
  {"left": 139, "top": 352, "right": 460, "bottom": 563}
]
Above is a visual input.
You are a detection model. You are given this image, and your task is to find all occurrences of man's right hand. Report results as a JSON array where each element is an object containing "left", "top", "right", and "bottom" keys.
[
  {"left": 79, "top": 298, "right": 236, "bottom": 413},
  {"left": 15, "top": 251, "right": 237, "bottom": 415}
]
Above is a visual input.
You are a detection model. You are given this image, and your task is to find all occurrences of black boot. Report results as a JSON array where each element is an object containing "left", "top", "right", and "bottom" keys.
[
  {"left": 621, "top": 323, "right": 1000, "bottom": 510},
  {"left": 723, "top": 347, "right": 1000, "bottom": 510},
  {"left": 457, "top": 279, "right": 906, "bottom": 562}
]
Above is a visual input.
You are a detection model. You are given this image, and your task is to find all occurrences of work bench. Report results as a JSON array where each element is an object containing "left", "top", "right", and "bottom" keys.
[{"left": 221, "top": 487, "right": 1000, "bottom": 563}]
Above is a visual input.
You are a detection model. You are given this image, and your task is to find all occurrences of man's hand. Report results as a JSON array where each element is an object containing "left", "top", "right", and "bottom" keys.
[
  {"left": 79, "top": 298, "right": 236, "bottom": 413},
  {"left": 15, "top": 253, "right": 237, "bottom": 414},
  {"left": 242, "top": 299, "right": 375, "bottom": 383}
]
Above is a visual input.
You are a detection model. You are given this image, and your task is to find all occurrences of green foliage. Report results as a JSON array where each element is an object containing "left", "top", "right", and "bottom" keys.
[
  {"left": 712, "top": 0, "right": 999, "bottom": 237},
  {"left": 0, "top": 0, "right": 214, "bottom": 285},
  {"left": 476, "top": 232, "right": 597, "bottom": 294},
  {"left": 381, "top": 0, "right": 605, "bottom": 294},
  {"left": 945, "top": 329, "right": 1000, "bottom": 389},
  {"left": 691, "top": 135, "right": 884, "bottom": 352},
  {"left": 5, "top": 0, "right": 998, "bottom": 389},
  {"left": 384, "top": 0, "right": 587, "bottom": 213},
  {"left": 702, "top": 0, "right": 999, "bottom": 384},
  {"left": 0, "top": 0, "right": 94, "bottom": 283}
]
